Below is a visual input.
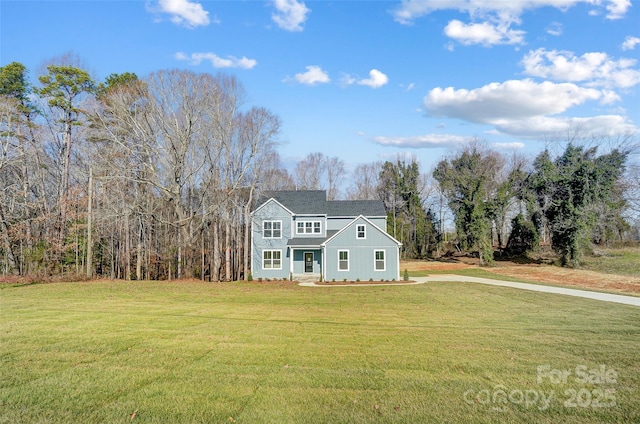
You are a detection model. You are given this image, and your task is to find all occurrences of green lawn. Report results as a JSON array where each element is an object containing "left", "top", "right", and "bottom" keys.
[
  {"left": 581, "top": 247, "right": 640, "bottom": 277},
  {"left": 1, "top": 280, "right": 639, "bottom": 423}
]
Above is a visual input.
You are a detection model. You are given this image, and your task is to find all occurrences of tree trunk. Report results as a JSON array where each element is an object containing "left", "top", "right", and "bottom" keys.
[
  {"left": 225, "top": 219, "right": 231, "bottom": 281},
  {"left": 86, "top": 168, "right": 93, "bottom": 278},
  {"left": 243, "top": 187, "right": 253, "bottom": 280},
  {"left": 125, "top": 213, "right": 131, "bottom": 280},
  {"left": 0, "top": 204, "right": 18, "bottom": 273}
]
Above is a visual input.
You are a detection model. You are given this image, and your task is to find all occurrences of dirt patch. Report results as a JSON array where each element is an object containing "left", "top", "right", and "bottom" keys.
[
  {"left": 486, "top": 265, "right": 640, "bottom": 295},
  {"left": 402, "top": 258, "right": 640, "bottom": 295},
  {"left": 402, "top": 259, "right": 474, "bottom": 272}
]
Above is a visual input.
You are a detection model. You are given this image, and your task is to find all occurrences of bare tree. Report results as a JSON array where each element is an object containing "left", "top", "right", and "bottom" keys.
[
  {"left": 293, "top": 152, "right": 345, "bottom": 199},
  {"left": 325, "top": 156, "right": 344, "bottom": 200},
  {"left": 345, "top": 162, "right": 381, "bottom": 200},
  {"left": 89, "top": 70, "right": 281, "bottom": 279},
  {"left": 294, "top": 152, "right": 324, "bottom": 190}
]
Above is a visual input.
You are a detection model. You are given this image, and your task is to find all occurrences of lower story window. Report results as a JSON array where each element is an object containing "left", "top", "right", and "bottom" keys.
[
  {"left": 374, "top": 250, "right": 385, "bottom": 271},
  {"left": 263, "top": 250, "right": 282, "bottom": 269},
  {"left": 338, "top": 250, "right": 349, "bottom": 271}
]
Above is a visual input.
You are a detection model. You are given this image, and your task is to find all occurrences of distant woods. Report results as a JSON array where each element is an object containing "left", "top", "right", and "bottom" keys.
[{"left": 1, "top": 59, "right": 638, "bottom": 279}]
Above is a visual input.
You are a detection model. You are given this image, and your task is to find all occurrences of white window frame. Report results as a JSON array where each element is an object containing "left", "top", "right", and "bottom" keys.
[
  {"left": 338, "top": 250, "right": 349, "bottom": 271},
  {"left": 356, "top": 224, "right": 366, "bottom": 239},
  {"left": 296, "top": 220, "right": 322, "bottom": 234},
  {"left": 263, "top": 220, "right": 282, "bottom": 239},
  {"left": 374, "top": 250, "right": 386, "bottom": 271},
  {"left": 262, "top": 250, "right": 282, "bottom": 270}
]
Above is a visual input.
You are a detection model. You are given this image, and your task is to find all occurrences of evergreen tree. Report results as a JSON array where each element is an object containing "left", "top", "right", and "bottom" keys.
[
  {"left": 377, "top": 158, "right": 440, "bottom": 258},
  {"left": 529, "top": 145, "right": 628, "bottom": 266},
  {"left": 433, "top": 143, "right": 502, "bottom": 265}
]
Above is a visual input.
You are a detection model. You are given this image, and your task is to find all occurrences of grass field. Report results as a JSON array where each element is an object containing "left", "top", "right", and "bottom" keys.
[
  {"left": 1, "top": 279, "right": 639, "bottom": 423},
  {"left": 581, "top": 247, "right": 640, "bottom": 277}
]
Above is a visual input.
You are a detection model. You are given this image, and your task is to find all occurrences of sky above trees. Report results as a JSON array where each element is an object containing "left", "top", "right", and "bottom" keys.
[{"left": 2, "top": 0, "right": 638, "bottom": 174}]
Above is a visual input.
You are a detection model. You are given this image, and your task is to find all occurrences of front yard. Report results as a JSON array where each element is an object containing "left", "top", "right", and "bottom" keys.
[{"left": 1, "top": 278, "right": 639, "bottom": 423}]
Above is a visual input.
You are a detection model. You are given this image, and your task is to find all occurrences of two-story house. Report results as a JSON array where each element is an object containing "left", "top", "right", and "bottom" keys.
[{"left": 251, "top": 190, "right": 401, "bottom": 282}]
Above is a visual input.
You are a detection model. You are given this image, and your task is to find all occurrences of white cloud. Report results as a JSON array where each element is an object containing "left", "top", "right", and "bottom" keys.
[
  {"left": 392, "top": 1, "right": 630, "bottom": 46},
  {"left": 605, "top": 0, "right": 631, "bottom": 19},
  {"left": 339, "top": 73, "right": 357, "bottom": 86},
  {"left": 425, "top": 79, "right": 603, "bottom": 124},
  {"left": 289, "top": 65, "right": 330, "bottom": 85},
  {"left": 156, "top": 0, "right": 210, "bottom": 28},
  {"left": 493, "top": 142, "right": 526, "bottom": 149},
  {"left": 493, "top": 115, "right": 637, "bottom": 138},
  {"left": 175, "top": 52, "right": 257, "bottom": 69},
  {"left": 444, "top": 19, "right": 524, "bottom": 45},
  {"left": 402, "top": 83, "right": 416, "bottom": 91},
  {"left": 622, "top": 36, "right": 640, "bottom": 51},
  {"left": 422, "top": 79, "right": 638, "bottom": 137},
  {"left": 521, "top": 48, "right": 640, "bottom": 89},
  {"left": 372, "top": 134, "right": 474, "bottom": 148},
  {"left": 546, "top": 21, "right": 563, "bottom": 36},
  {"left": 340, "top": 70, "right": 389, "bottom": 88},
  {"left": 357, "top": 69, "right": 389, "bottom": 88},
  {"left": 271, "top": 0, "right": 310, "bottom": 32},
  {"left": 392, "top": 1, "right": 630, "bottom": 24}
]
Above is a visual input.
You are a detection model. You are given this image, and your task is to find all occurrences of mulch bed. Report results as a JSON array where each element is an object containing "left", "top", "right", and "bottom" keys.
[{"left": 316, "top": 280, "right": 416, "bottom": 286}]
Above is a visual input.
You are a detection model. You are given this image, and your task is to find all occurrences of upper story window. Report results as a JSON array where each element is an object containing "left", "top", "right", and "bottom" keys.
[
  {"left": 263, "top": 221, "right": 282, "bottom": 239},
  {"left": 356, "top": 224, "right": 366, "bottom": 239},
  {"left": 297, "top": 221, "right": 321, "bottom": 234}
]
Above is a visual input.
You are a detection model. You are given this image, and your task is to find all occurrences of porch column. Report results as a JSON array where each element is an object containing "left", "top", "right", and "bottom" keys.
[
  {"left": 289, "top": 247, "right": 294, "bottom": 276},
  {"left": 321, "top": 245, "right": 326, "bottom": 282}
]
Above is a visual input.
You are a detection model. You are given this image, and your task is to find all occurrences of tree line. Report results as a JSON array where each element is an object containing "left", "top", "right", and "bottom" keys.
[{"left": 1, "top": 58, "right": 638, "bottom": 280}]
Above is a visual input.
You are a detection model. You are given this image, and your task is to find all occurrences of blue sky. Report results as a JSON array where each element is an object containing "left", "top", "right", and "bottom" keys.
[{"left": 2, "top": 0, "right": 639, "bottom": 175}]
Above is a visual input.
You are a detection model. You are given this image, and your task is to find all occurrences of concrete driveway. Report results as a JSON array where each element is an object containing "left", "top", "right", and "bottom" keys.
[{"left": 300, "top": 275, "right": 640, "bottom": 307}]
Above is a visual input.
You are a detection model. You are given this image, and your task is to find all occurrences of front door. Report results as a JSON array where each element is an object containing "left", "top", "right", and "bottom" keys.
[{"left": 304, "top": 252, "right": 313, "bottom": 273}]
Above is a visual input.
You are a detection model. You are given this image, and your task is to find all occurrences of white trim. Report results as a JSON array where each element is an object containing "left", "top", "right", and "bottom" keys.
[
  {"left": 374, "top": 249, "right": 386, "bottom": 272},
  {"left": 262, "top": 249, "right": 282, "bottom": 270},
  {"left": 356, "top": 224, "right": 366, "bottom": 239},
  {"left": 251, "top": 197, "right": 295, "bottom": 217},
  {"left": 322, "top": 215, "right": 401, "bottom": 247},
  {"left": 250, "top": 218, "right": 254, "bottom": 275},
  {"left": 337, "top": 249, "right": 349, "bottom": 271},
  {"left": 289, "top": 247, "right": 294, "bottom": 275},
  {"left": 322, "top": 245, "right": 326, "bottom": 281},
  {"left": 396, "top": 247, "right": 401, "bottom": 281}
]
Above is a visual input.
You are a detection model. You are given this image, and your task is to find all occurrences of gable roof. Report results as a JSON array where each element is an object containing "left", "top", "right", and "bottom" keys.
[
  {"left": 250, "top": 197, "right": 294, "bottom": 217},
  {"left": 322, "top": 215, "right": 401, "bottom": 247},
  {"left": 254, "top": 190, "right": 386, "bottom": 217}
]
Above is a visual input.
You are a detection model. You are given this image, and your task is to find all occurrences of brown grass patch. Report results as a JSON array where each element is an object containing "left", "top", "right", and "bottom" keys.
[{"left": 402, "top": 257, "right": 640, "bottom": 295}]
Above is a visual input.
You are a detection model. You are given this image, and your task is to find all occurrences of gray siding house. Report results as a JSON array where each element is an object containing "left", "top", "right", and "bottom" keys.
[{"left": 251, "top": 190, "right": 401, "bottom": 281}]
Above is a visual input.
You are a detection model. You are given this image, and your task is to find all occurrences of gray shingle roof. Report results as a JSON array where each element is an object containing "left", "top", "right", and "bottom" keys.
[
  {"left": 327, "top": 200, "right": 386, "bottom": 217},
  {"left": 257, "top": 190, "right": 386, "bottom": 217},
  {"left": 287, "top": 230, "right": 339, "bottom": 246},
  {"left": 261, "top": 190, "right": 326, "bottom": 215}
]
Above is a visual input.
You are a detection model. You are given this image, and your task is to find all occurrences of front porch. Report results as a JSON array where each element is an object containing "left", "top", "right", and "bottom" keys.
[{"left": 290, "top": 248, "right": 323, "bottom": 276}]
